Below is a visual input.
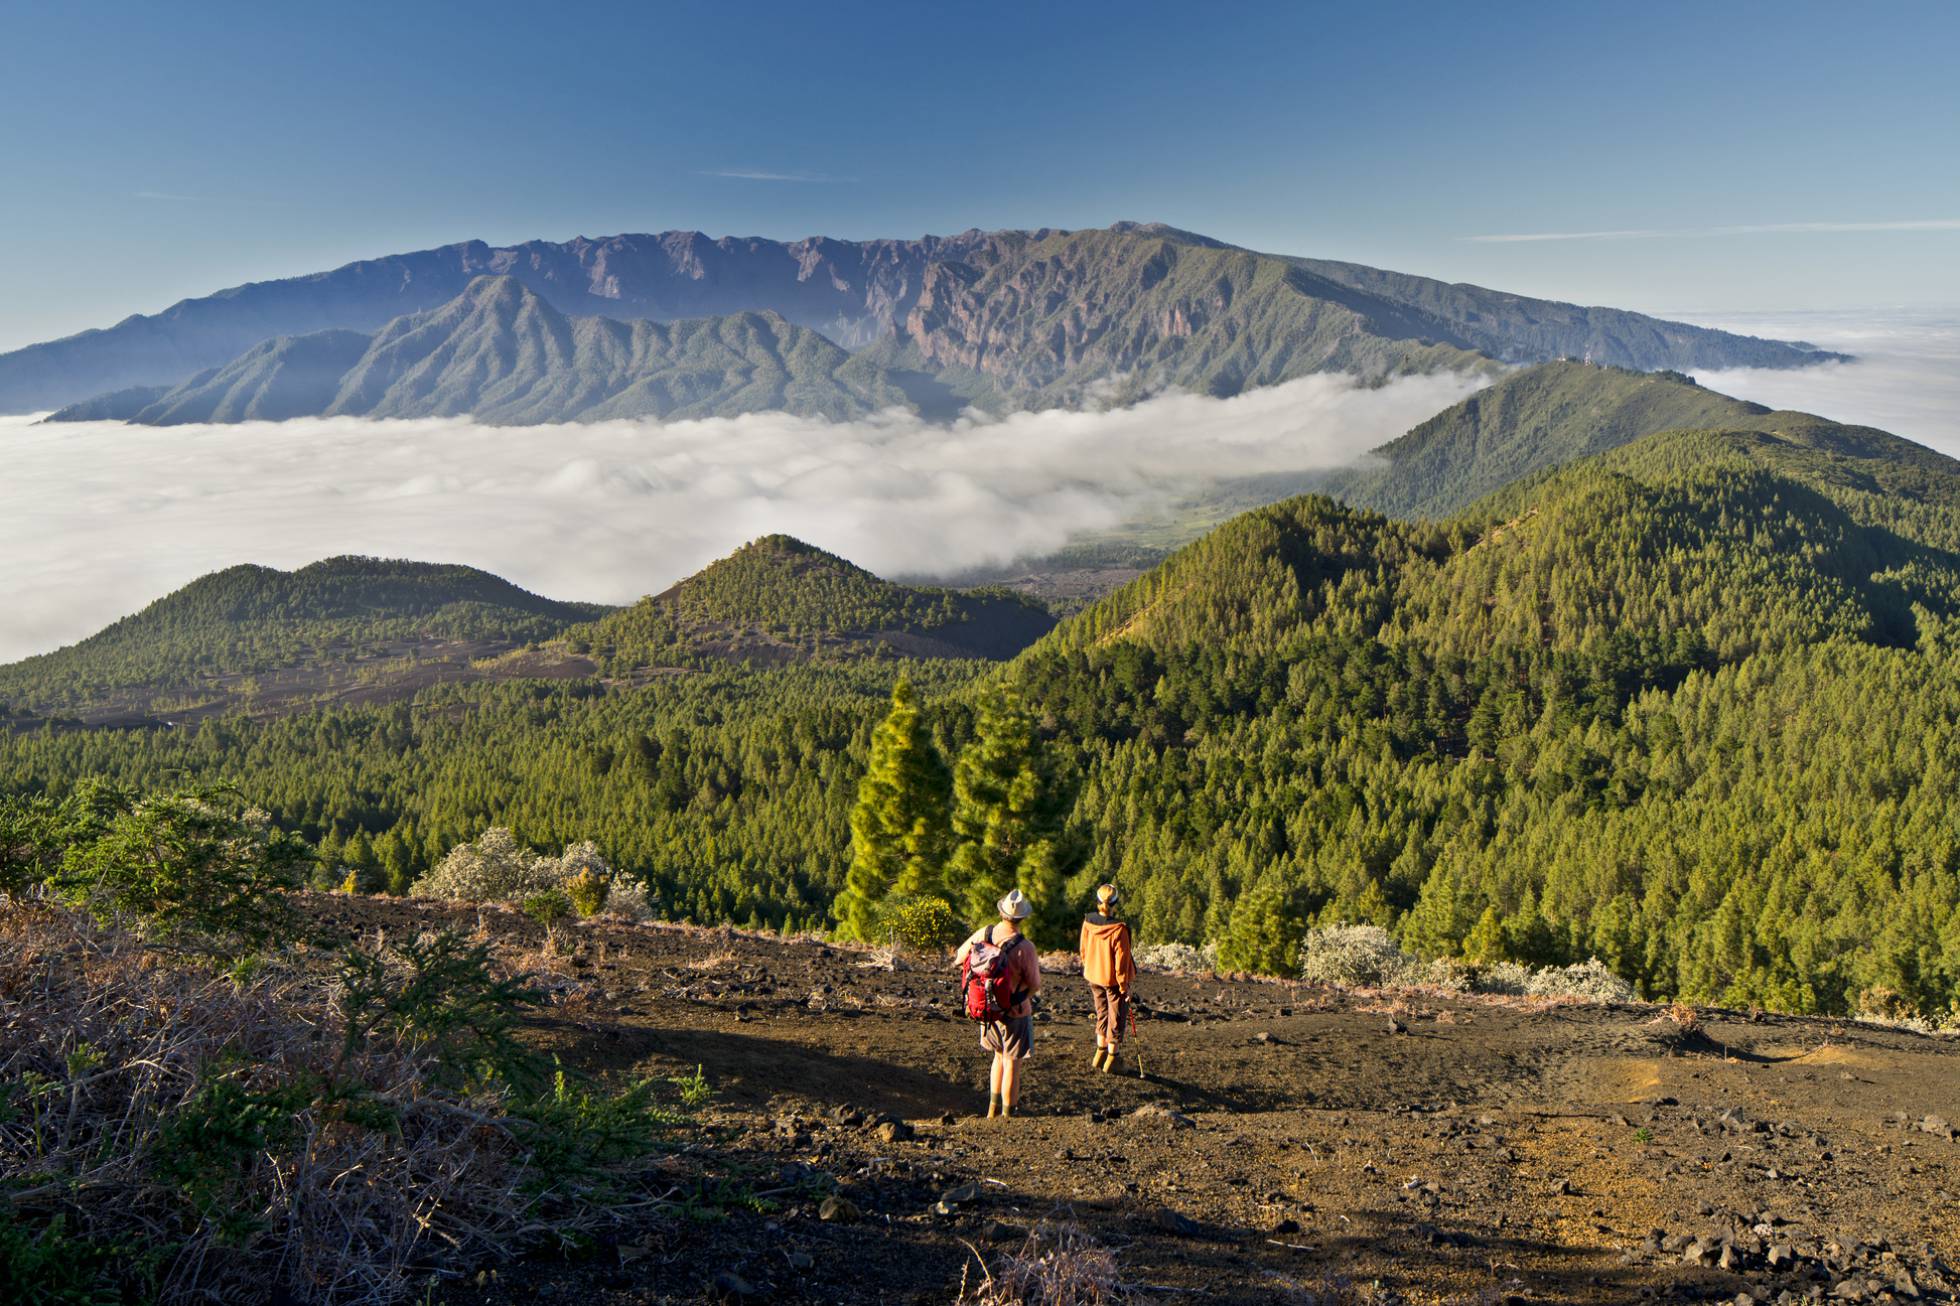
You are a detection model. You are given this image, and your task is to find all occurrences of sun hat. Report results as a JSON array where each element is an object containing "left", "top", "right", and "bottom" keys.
[
  {"left": 997, "top": 888, "right": 1034, "bottom": 921},
  {"left": 1095, "top": 883, "right": 1120, "bottom": 907}
]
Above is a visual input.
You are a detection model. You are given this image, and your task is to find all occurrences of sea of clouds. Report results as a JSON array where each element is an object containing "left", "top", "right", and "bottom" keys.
[
  {"left": 0, "top": 372, "right": 1480, "bottom": 663},
  {"left": 7, "top": 309, "right": 1953, "bottom": 668},
  {"left": 1685, "top": 308, "right": 1960, "bottom": 454}
]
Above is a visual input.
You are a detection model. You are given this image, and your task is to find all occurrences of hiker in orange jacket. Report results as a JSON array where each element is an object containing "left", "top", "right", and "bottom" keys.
[{"left": 1079, "top": 883, "right": 1136, "bottom": 1073}]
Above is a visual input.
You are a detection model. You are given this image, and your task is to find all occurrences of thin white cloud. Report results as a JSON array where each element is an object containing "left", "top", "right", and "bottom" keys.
[
  {"left": 0, "top": 372, "right": 1480, "bottom": 663},
  {"left": 1467, "top": 228, "right": 1671, "bottom": 244},
  {"left": 1465, "top": 219, "right": 1960, "bottom": 243},
  {"left": 699, "top": 168, "right": 854, "bottom": 183}
]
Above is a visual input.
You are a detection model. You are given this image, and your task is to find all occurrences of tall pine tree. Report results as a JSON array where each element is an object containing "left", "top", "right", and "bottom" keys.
[
  {"left": 946, "top": 684, "right": 1079, "bottom": 940},
  {"left": 833, "top": 679, "right": 951, "bottom": 941}
]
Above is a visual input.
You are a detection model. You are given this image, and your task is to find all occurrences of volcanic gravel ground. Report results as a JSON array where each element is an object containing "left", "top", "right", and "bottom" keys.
[{"left": 302, "top": 896, "right": 1960, "bottom": 1305}]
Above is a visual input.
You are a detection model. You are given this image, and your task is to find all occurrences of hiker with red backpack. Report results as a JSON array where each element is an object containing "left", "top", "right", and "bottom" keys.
[{"left": 955, "top": 889, "right": 1042, "bottom": 1119}]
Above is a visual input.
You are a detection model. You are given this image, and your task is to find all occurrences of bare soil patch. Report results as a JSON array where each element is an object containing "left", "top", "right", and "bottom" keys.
[{"left": 301, "top": 896, "right": 1960, "bottom": 1304}]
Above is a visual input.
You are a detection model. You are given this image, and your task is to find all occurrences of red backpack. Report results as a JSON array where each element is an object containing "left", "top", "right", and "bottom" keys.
[{"left": 962, "top": 931, "right": 1026, "bottom": 1022}]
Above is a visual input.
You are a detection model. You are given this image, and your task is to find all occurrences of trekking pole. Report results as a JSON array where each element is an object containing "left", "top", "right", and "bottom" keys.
[{"left": 1128, "top": 993, "right": 1145, "bottom": 1080}]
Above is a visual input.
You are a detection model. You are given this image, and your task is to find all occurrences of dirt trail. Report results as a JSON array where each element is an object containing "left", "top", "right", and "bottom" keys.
[{"left": 306, "top": 897, "right": 1960, "bottom": 1305}]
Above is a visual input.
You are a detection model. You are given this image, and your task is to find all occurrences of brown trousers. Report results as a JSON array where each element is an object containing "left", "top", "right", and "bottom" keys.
[{"left": 1090, "top": 983, "right": 1130, "bottom": 1050}]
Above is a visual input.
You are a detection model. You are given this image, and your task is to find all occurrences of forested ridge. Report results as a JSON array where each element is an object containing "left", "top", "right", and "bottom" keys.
[
  {"left": 566, "top": 535, "right": 1054, "bottom": 671},
  {"left": 1316, "top": 360, "right": 1773, "bottom": 520},
  {"left": 0, "top": 557, "right": 607, "bottom": 716},
  {"left": 6, "top": 410, "right": 1960, "bottom": 1017}
]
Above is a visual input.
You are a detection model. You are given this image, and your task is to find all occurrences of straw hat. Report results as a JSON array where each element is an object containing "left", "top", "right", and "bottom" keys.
[{"left": 997, "top": 888, "right": 1034, "bottom": 920}]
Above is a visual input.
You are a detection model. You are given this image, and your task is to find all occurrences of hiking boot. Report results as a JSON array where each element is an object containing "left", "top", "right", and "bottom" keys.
[
  {"left": 986, "top": 1094, "right": 1001, "bottom": 1119},
  {"left": 1101, "top": 1049, "right": 1121, "bottom": 1074},
  {"left": 1000, "top": 1101, "right": 1015, "bottom": 1118},
  {"left": 1091, "top": 1047, "right": 1109, "bottom": 1071}
]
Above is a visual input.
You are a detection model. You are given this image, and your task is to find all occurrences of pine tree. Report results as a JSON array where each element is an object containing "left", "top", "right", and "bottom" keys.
[
  {"left": 832, "top": 679, "right": 951, "bottom": 941},
  {"left": 1463, "top": 903, "right": 1508, "bottom": 963},
  {"left": 946, "top": 683, "right": 1079, "bottom": 939},
  {"left": 1218, "top": 870, "right": 1302, "bottom": 974}
]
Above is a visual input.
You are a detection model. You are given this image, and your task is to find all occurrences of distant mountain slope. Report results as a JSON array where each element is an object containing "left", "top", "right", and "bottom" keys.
[
  {"left": 1285, "top": 254, "right": 1834, "bottom": 371},
  {"left": 49, "top": 278, "right": 912, "bottom": 424},
  {"left": 570, "top": 535, "right": 1055, "bottom": 671},
  {"left": 873, "top": 226, "right": 1494, "bottom": 406},
  {"left": 1034, "top": 408, "right": 1960, "bottom": 664},
  {"left": 0, "top": 557, "right": 608, "bottom": 723},
  {"left": 113, "top": 329, "right": 372, "bottom": 424},
  {"left": 1, "top": 223, "right": 1839, "bottom": 413},
  {"left": 1321, "top": 362, "right": 1774, "bottom": 519},
  {"left": 1000, "top": 406, "right": 1960, "bottom": 1014}
]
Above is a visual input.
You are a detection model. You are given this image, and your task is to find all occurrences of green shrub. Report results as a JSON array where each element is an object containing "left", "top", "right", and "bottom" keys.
[
  {"left": 522, "top": 889, "right": 573, "bottom": 931},
  {"left": 57, "top": 787, "right": 308, "bottom": 947},
  {"left": 670, "top": 1063, "right": 714, "bottom": 1108},
  {"left": 156, "top": 1072, "right": 310, "bottom": 1235},
  {"left": 336, "top": 930, "right": 543, "bottom": 1091},
  {"left": 564, "top": 866, "right": 610, "bottom": 919},
  {"left": 0, "top": 794, "right": 64, "bottom": 900},
  {"left": 882, "top": 896, "right": 963, "bottom": 951},
  {"left": 0, "top": 1213, "right": 155, "bottom": 1306}
]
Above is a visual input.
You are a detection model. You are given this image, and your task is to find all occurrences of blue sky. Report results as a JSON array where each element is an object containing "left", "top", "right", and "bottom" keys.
[{"left": 1, "top": 0, "right": 1955, "bottom": 350}]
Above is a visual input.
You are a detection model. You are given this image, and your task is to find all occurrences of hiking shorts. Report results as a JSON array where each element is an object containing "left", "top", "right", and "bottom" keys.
[
  {"left": 1090, "top": 984, "right": 1130, "bottom": 1050},
  {"left": 982, "top": 1015, "right": 1033, "bottom": 1059}
]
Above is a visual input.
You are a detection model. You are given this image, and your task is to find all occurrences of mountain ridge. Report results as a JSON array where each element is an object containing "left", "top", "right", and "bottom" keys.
[
  {"left": 3, "top": 223, "right": 1842, "bottom": 414},
  {"left": 0, "top": 556, "right": 610, "bottom": 723},
  {"left": 48, "top": 278, "right": 914, "bottom": 425},
  {"left": 1319, "top": 361, "right": 1776, "bottom": 519}
]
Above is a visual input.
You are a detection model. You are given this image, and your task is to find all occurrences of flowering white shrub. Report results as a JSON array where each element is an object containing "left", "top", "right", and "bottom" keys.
[
  {"left": 1137, "top": 941, "right": 1218, "bottom": 974},
  {"left": 1295, "top": 927, "right": 1637, "bottom": 1004},
  {"left": 1473, "top": 961, "right": 1534, "bottom": 995},
  {"left": 1299, "top": 924, "right": 1416, "bottom": 988},
  {"left": 1523, "top": 958, "right": 1637, "bottom": 1003},
  {"left": 603, "top": 877, "right": 654, "bottom": 922},
  {"left": 410, "top": 828, "right": 616, "bottom": 905},
  {"left": 1411, "top": 956, "right": 1474, "bottom": 992}
]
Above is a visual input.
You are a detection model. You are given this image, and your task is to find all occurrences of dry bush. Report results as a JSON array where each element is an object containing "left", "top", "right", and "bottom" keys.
[
  {"left": 958, "top": 1223, "right": 1133, "bottom": 1305},
  {"left": 1663, "top": 1001, "right": 1702, "bottom": 1034},
  {"left": 1408, "top": 956, "right": 1473, "bottom": 993},
  {"left": 0, "top": 905, "right": 664, "bottom": 1305}
]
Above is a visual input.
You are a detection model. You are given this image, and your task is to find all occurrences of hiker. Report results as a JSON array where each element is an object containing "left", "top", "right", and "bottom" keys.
[
  {"left": 955, "top": 889, "right": 1041, "bottom": 1118},
  {"left": 1079, "top": 883, "right": 1136, "bottom": 1073}
]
